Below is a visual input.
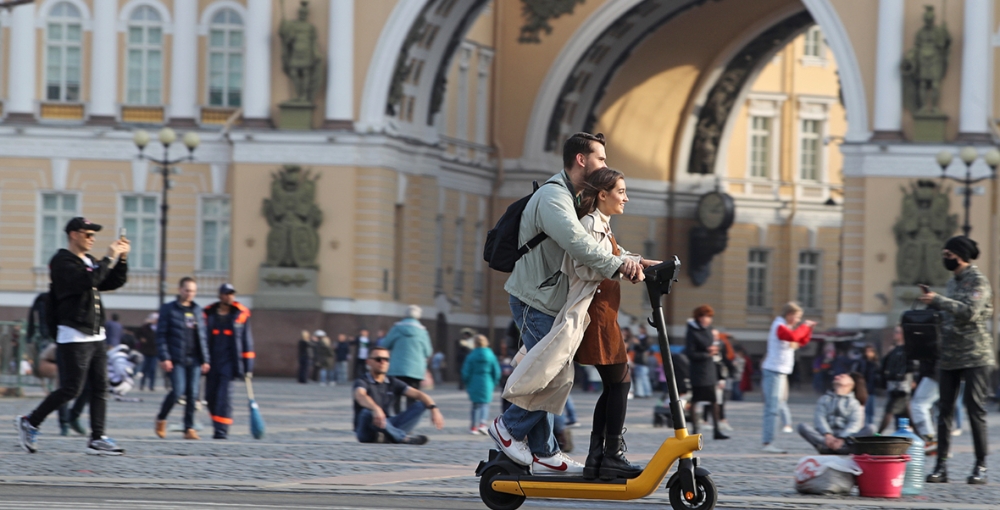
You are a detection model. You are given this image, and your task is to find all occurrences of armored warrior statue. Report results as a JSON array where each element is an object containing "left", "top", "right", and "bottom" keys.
[
  {"left": 262, "top": 165, "right": 323, "bottom": 268},
  {"left": 902, "top": 5, "right": 951, "bottom": 114},
  {"left": 279, "top": 0, "right": 324, "bottom": 103}
]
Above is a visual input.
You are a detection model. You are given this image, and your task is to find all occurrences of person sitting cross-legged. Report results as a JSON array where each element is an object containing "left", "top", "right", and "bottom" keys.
[
  {"left": 797, "top": 372, "right": 875, "bottom": 455},
  {"left": 353, "top": 346, "right": 444, "bottom": 444}
]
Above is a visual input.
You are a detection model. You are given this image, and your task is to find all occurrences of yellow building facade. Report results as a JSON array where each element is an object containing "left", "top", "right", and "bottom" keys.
[{"left": 0, "top": 0, "right": 997, "bottom": 374}]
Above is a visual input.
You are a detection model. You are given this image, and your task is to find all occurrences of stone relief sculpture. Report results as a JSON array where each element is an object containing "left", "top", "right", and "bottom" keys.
[
  {"left": 519, "top": 0, "right": 586, "bottom": 43},
  {"left": 893, "top": 180, "right": 957, "bottom": 286},
  {"left": 902, "top": 5, "right": 951, "bottom": 115},
  {"left": 279, "top": 0, "right": 324, "bottom": 103},
  {"left": 262, "top": 165, "right": 323, "bottom": 268}
]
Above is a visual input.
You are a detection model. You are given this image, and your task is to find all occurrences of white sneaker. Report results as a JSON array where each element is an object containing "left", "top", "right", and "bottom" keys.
[
  {"left": 532, "top": 451, "right": 585, "bottom": 475},
  {"left": 487, "top": 416, "right": 533, "bottom": 466},
  {"left": 782, "top": 425, "right": 794, "bottom": 434},
  {"left": 718, "top": 421, "right": 734, "bottom": 433},
  {"left": 761, "top": 443, "right": 787, "bottom": 454},
  {"left": 951, "top": 429, "right": 963, "bottom": 437}
]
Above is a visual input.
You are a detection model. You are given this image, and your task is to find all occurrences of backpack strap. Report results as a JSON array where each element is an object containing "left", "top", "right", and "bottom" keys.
[{"left": 516, "top": 180, "right": 561, "bottom": 255}]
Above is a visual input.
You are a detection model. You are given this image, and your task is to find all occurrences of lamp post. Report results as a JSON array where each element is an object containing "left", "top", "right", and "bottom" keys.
[
  {"left": 133, "top": 127, "right": 200, "bottom": 306},
  {"left": 935, "top": 146, "right": 1000, "bottom": 237}
]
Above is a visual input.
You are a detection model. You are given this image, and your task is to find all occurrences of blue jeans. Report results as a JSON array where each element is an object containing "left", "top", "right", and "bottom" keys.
[
  {"left": 633, "top": 365, "right": 651, "bottom": 398},
  {"left": 157, "top": 363, "right": 201, "bottom": 431},
  {"left": 501, "top": 295, "right": 558, "bottom": 457},
  {"left": 865, "top": 393, "right": 876, "bottom": 426},
  {"left": 563, "top": 395, "right": 577, "bottom": 423},
  {"left": 356, "top": 401, "right": 426, "bottom": 443},
  {"left": 761, "top": 369, "right": 785, "bottom": 445},
  {"left": 140, "top": 355, "right": 158, "bottom": 391},
  {"left": 334, "top": 361, "right": 349, "bottom": 384},
  {"left": 319, "top": 368, "right": 332, "bottom": 384},
  {"left": 471, "top": 402, "right": 490, "bottom": 429}
]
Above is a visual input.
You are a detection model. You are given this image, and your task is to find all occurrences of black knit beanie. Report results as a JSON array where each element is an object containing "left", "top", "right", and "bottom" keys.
[{"left": 944, "top": 235, "right": 979, "bottom": 262}]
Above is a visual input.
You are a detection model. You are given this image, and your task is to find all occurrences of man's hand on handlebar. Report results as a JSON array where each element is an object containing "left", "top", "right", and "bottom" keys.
[
  {"left": 618, "top": 259, "right": 643, "bottom": 283},
  {"left": 640, "top": 258, "right": 662, "bottom": 268}
]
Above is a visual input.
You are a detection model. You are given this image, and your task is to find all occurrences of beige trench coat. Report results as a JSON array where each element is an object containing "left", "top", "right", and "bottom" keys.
[{"left": 502, "top": 212, "right": 638, "bottom": 414}]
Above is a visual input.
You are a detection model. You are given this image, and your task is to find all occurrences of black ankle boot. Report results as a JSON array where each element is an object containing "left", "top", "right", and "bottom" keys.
[
  {"left": 927, "top": 460, "right": 948, "bottom": 483},
  {"left": 598, "top": 433, "right": 642, "bottom": 480},
  {"left": 583, "top": 433, "right": 603, "bottom": 480},
  {"left": 968, "top": 463, "right": 987, "bottom": 485},
  {"left": 713, "top": 429, "right": 730, "bottom": 440}
]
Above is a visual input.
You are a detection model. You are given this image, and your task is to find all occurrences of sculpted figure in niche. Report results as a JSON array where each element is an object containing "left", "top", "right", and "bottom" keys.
[
  {"left": 893, "top": 180, "right": 957, "bottom": 286},
  {"left": 279, "top": 0, "right": 324, "bottom": 103},
  {"left": 902, "top": 5, "right": 951, "bottom": 114},
  {"left": 262, "top": 165, "right": 323, "bottom": 268}
]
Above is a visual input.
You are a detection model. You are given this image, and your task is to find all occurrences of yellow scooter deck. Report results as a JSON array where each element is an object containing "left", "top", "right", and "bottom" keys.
[{"left": 491, "top": 432, "right": 703, "bottom": 500}]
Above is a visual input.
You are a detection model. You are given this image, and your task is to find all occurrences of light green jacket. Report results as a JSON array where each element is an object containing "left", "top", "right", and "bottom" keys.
[{"left": 504, "top": 171, "right": 624, "bottom": 316}]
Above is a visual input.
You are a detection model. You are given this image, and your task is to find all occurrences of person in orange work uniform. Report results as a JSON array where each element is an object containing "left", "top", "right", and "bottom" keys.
[{"left": 204, "top": 283, "right": 254, "bottom": 439}]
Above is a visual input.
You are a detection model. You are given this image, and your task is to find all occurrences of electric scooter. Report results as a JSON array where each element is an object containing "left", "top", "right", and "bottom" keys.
[{"left": 476, "top": 256, "right": 718, "bottom": 510}]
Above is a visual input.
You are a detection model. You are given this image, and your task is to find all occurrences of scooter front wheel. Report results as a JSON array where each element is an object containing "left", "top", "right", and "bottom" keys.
[
  {"left": 479, "top": 464, "right": 525, "bottom": 510},
  {"left": 668, "top": 474, "right": 717, "bottom": 510}
]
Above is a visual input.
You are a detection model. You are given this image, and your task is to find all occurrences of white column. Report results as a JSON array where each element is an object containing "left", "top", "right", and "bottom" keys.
[
  {"left": 8, "top": 2, "right": 36, "bottom": 117},
  {"left": 959, "top": 0, "right": 991, "bottom": 136},
  {"left": 324, "top": 0, "right": 354, "bottom": 126},
  {"left": 169, "top": 0, "right": 198, "bottom": 122},
  {"left": 455, "top": 44, "right": 473, "bottom": 140},
  {"left": 244, "top": 0, "right": 273, "bottom": 123},
  {"left": 90, "top": 0, "right": 118, "bottom": 121},
  {"left": 474, "top": 49, "right": 493, "bottom": 145},
  {"left": 872, "top": 0, "right": 904, "bottom": 134}
]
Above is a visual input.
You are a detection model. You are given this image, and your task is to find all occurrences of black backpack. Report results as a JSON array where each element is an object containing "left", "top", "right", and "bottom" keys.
[
  {"left": 482, "top": 181, "right": 555, "bottom": 273},
  {"left": 881, "top": 346, "right": 908, "bottom": 383}
]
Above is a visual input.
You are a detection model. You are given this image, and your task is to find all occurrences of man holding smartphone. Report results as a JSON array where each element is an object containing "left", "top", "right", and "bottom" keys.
[{"left": 17, "top": 217, "right": 129, "bottom": 455}]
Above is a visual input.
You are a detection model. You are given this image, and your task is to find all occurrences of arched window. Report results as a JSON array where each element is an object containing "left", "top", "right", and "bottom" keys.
[
  {"left": 126, "top": 5, "right": 163, "bottom": 105},
  {"left": 207, "top": 8, "right": 243, "bottom": 107},
  {"left": 45, "top": 2, "right": 83, "bottom": 102}
]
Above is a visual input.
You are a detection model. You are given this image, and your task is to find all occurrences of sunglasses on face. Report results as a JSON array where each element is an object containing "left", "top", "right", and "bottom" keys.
[
  {"left": 370, "top": 357, "right": 390, "bottom": 363},
  {"left": 76, "top": 231, "right": 96, "bottom": 239}
]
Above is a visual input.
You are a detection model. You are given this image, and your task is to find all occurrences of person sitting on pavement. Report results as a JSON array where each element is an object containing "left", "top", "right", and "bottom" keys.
[
  {"left": 353, "top": 346, "right": 444, "bottom": 445},
  {"left": 797, "top": 372, "right": 874, "bottom": 455}
]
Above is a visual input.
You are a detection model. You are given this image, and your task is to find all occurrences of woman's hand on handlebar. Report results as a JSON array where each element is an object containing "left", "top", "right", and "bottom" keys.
[
  {"left": 618, "top": 259, "right": 641, "bottom": 280},
  {"left": 640, "top": 258, "right": 662, "bottom": 268}
]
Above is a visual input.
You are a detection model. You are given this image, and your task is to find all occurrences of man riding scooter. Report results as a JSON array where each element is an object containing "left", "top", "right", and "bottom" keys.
[{"left": 204, "top": 283, "right": 254, "bottom": 440}]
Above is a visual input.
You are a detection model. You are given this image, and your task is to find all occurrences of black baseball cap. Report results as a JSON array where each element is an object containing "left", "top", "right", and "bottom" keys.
[
  {"left": 219, "top": 283, "right": 236, "bottom": 295},
  {"left": 64, "top": 217, "right": 103, "bottom": 233}
]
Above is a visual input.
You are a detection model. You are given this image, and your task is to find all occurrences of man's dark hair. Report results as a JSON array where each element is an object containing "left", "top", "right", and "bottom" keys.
[
  {"left": 562, "top": 132, "right": 606, "bottom": 169},
  {"left": 178, "top": 276, "right": 197, "bottom": 288},
  {"left": 369, "top": 346, "right": 389, "bottom": 356},
  {"left": 111, "top": 313, "right": 119, "bottom": 321}
]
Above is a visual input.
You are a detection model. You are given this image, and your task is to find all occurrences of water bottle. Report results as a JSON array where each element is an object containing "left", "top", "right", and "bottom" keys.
[{"left": 892, "top": 417, "right": 925, "bottom": 495}]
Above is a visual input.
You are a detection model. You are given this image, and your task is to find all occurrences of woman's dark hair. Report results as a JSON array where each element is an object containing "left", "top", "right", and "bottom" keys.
[
  {"left": 574, "top": 167, "right": 625, "bottom": 218},
  {"left": 562, "top": 132, "right": 606, "bottom": 169},
  {"left": 849, "top": 371, "right": 868, "bottom": 405}
]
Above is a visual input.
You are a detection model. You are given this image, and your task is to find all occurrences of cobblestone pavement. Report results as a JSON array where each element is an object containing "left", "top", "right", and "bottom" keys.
[{"left": 0, "top": 378, "right": 998, "bottom": 509}]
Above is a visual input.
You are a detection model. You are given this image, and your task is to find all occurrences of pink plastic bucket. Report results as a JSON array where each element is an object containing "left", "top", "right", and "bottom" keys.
[{"left": 852, "top": 454, "right": 911, "bottom": 498}]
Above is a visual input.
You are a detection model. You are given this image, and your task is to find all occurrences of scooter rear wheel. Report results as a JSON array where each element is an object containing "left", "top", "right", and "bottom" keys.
[
  {"left": 479, "top": 464, "right": 526, "bottom": 510},
  {"left": 668, "top": 474, "right": 717, "bottom": 510}
]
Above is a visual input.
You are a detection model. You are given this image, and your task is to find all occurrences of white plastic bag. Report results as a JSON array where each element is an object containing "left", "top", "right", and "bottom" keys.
[{"left": 794, "top": 455, "right": 862, "bottom": 495}]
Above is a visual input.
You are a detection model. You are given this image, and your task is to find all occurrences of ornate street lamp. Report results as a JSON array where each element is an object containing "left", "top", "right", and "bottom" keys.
[
  {"left": 935, "top": 146, "right": 1000, "bottom": 237},
  {"left": 133, "top": 127, "right": 200, "bottom": 306}
]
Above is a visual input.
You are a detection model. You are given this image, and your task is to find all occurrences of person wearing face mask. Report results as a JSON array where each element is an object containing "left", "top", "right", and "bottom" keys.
[{"left": 919, "top": 235, "right": 993, "bottom": 485}]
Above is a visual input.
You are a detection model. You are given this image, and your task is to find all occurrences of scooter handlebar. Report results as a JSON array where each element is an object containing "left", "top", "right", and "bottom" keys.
[{"left": 643, "top": 256, "right": 681, "bottom": 303}]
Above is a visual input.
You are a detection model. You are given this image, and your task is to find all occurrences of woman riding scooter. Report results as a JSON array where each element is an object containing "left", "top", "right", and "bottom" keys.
[{"left": 573, "top": 168, "right": 651, "bottom": 480}]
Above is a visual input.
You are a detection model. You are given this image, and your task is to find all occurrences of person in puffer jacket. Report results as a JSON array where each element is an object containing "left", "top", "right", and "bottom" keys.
[
  {"left": 796, "top": 372, "right": 875, "bottom": 454},
  {"left": 379, "top": 305, "right": 433, "bottom": 414}
]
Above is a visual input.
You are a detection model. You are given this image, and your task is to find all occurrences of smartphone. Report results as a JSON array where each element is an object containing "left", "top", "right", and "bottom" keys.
[
  {"left": 119, "top": 227, "right": 127, "bottom": 240},
  {"left": 918, "top": 284, "right": 930, "bottom": 294}
]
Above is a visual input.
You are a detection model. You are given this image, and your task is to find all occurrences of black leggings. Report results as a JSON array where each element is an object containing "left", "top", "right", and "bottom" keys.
[{"left": 592, "top": 363, "right": 631, "bottom": 438}]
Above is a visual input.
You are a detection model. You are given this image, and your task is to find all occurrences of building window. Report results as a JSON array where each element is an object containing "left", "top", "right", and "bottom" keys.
[
  {"left": 207, "top": 8, "right": 244, "bottom": 107},
  {"left": 800, "top": 119, "right": 822, "bottom": 181},
  {"left": 804, "top": 26, "right": 824, "bottom": 58},
  {"left": 747, "top": 249, "right": 768, "bottom": 308},
  {"left": 39, "top": 193, "right": 78, "bottom": 264},
  {"left": 122, "top": 195, "right": 158, "bottom": 269},
  {"left": 798, "top": 251, "right": 820, "bottom": 310},
  {"left": 126, "top": 6, "right": 163, "bottom": 105},
  {"left": 749, "top": 116, "right": 772, "bottom": 178},
  {"left": 200, "top": 197, "right": 230, "bottom": 271},
  {"left": 45, "top": 2, "right": 83, "bottom": 102}
]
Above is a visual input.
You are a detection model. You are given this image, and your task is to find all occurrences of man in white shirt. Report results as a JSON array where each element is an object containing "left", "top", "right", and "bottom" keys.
[{"left": 17, "top": 217, "right": 129, "bottom": 455}]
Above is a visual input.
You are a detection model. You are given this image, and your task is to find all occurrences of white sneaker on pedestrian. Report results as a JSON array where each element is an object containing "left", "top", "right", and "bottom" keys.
[
  {"left": 532, "top": 451, "right": 585, "bottom": 475},
  {"left": 761, "top": 443, "right": 787, "bottom": 454},
  {"left": 951, "top": 428, "right": 963, "bottom": 437},
  {"left": 718, "top": 421, "right": 734, "bottom": 433},
  {"left": 782, "top": 425, "right": 794, "bottom": 434},
  {"left": 487, "top": 416, "right": 533, "bottom": 466}
]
